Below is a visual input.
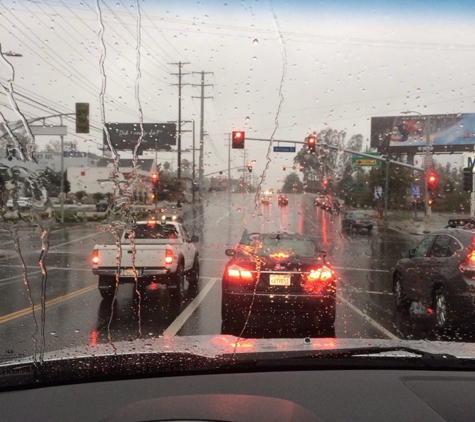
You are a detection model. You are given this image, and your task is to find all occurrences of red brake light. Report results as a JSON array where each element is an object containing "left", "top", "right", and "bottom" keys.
[
  {"left": 307, "top": 266, "right": 334, "bottom": 281},
  {"left": 226, "top": 265, "right": 254, "bottom": 281},
  {"left": 303, "top": 266, "right": 334, "bottom": 293},
  {"left": 165, "top": 249, "right": 173, "bottom": 264},
  {"left": 461, "top": 250, "right": 475, "bottom": 272},
  {"left": 92, "top": 249, "right": 99, "bottom": 265},
  {"left": 270, "top": 252, "right": 289, "bottom": 259}
]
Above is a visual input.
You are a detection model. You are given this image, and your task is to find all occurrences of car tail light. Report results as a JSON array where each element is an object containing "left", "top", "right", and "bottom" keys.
[
  {"left": 303, "top": 266, "right": 334, "bottom": 293},
  {"left": 165, "top": 249, "right": 173, "bottom": 264},
  {"left": 92, "top": 249, "right": 99, "bottom": 265},
  {"left": 226, "top": 265, "right": 255, "bottom": 281},
  {"left": 460, "top": 250, "right": 475, "bottom": 272},
  {"left": 307, "top": 266, "right": 334, "bottom": 281}
]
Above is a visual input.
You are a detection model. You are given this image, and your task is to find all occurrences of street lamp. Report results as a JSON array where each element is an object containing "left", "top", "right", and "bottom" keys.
[
  {"left": 3, "top": 51, "right": 23, "bottom": 57},
  {"left": 401, "top": 110, "right": 431, "bottom": 217}
]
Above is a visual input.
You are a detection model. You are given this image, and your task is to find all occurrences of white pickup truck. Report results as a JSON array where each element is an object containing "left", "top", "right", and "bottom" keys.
[{"left": 92, "top": 220, "right": 199, "bottom": 302}]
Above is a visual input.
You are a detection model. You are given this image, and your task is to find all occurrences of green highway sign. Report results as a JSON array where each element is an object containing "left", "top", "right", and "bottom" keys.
[{"left": 352, "top": 152, "right": 381, "bottom": 167}]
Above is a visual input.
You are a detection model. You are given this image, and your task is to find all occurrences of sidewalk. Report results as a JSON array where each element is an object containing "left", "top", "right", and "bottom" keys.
[{"left": 378, "top": 210, "right": 471, "bottom": 235}]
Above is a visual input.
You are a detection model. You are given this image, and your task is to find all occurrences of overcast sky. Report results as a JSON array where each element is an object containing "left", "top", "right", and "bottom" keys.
[{"left": 2, "top": 0, "right": 475, "bottom": 186}]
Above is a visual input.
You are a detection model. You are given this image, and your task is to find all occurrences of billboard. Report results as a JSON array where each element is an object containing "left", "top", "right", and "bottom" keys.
[
  {"left": 103, "top": 123, "right": 176, "bottom": 153},
  {"left": 370, "top": 113, "right": 475, "bottom": 153}
]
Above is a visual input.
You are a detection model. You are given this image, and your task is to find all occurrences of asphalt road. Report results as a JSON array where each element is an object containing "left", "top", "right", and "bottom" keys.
[{"left": 0, "top": 193, "right": 466, "bottom": 360}]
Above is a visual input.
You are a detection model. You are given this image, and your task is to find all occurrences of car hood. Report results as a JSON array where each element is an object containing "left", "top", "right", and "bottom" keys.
[{"left": 0, "top": 335, "right": 475, "bottom": 368}]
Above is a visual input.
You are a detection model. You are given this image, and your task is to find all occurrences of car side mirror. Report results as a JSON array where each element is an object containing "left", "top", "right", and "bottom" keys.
[
  {"left": 401, "top": 249, "right": 414, "bottom": 258},
  {"left": 319, "top": 251, "right": 327, "bottom": 258},
  {"left": 191, "top": 235, "right": 199, "bottom": 243},
  {"left": 225, "top": 248, "right": 235, "bottom": 256}
]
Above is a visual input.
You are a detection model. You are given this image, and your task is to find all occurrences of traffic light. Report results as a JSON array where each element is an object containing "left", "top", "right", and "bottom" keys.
[
  {"left": 75, "top": 102, "right": 90, "bottom": 134},
  {"left": 428, "top": 198, "right": 435, "bottom": 206},
  {"left": 232, "top": 131, "right": 245, "bottom": 149},
  {"left": 151, "top": 172, "right": 159, "bottom": 186},
  {"left": 307, "top": 135, "right": 316, "bottom": 153},
  {"left": 427, "top": 171, "right": 437, "bottom": 192},
  {"left": 247, "top": 163, "right": 252, "bottom": 173},
  {"left": 463, "top": 167, "right": 473, "bottom": 192},
  {"left": 299, "top": 165, "right": 304, "bottom": 172}
]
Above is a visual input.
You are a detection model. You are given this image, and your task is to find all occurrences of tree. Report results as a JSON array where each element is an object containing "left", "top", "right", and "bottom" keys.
[
  {"left": 281, "top": 173, "right": 304, "bottom": 193},
  {"left": 294, "top": 128, "right": 347, "bottom": 193},
  {"left": 431, "top": 162, "right": 469, "bottom": 212},
  {"left": 36, "top": 167, "right": 62, "bottom": 197}
]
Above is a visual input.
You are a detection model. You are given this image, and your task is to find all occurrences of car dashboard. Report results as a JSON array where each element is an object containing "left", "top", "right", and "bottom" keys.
[{"left": 1, "top": 368, "right": 475, "bottom": 421}]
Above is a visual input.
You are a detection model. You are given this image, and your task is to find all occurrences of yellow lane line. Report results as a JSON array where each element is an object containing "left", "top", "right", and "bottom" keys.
[{"left": 0, "top": 284, "right": 96, "bottom": 324}]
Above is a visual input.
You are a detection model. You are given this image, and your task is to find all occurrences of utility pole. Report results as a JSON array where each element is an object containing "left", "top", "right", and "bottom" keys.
[
  {"left": 192, "top": 71, "right": 213, "bottom": 201},
  {"left": 228, "top": 133, "right": 231, "bottom": 194},
  {"left": 170, "top": 62, "right": 189, "bottom": 181}
]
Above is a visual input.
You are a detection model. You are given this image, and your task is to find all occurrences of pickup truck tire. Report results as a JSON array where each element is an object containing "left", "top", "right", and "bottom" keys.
[
  {"left": 98, "top": 276, "right": 115, "bottom": 299},
  {"left": 187, "top": 255, "right": 200, "bottom": 286},
  {"left": 168, "top": 261, "right": 184, "bottom": 303}
]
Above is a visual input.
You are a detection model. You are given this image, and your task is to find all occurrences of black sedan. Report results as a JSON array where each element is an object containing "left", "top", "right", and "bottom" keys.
[
  {"left": 393, "top": 227, "right": 475, "bottom": 330},
  {"left": 221, "top": 232, "right": 336, "bottom": 335},
  {"left": 341, "top": 210, "right": 373, "bottom": 233},
  {"left": 278, "top": 195, "right": 288, "bottom": 206}
]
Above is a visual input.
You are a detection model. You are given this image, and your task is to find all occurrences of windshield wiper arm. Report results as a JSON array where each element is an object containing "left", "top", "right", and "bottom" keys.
[{"left": 222, "top": 346, "right": 463, "bottom": 370}]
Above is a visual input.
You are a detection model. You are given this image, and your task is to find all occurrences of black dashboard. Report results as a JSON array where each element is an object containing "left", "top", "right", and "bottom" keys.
[{"left": 1, "top": 368, "right": 475, "bottom": 421}]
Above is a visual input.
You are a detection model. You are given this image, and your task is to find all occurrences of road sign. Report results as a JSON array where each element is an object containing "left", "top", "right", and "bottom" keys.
[
  {"left": 352, "top": 152, "right": 381, "bottom": 167},
  {"left": 273, "top": 146, "right": 296, "bottom": 153},
  {"left": 411, "top": 184, "right": 421, "bottom": 199},
  {"left": 374, "top": 186, "right": 383, "bottom": 199}
]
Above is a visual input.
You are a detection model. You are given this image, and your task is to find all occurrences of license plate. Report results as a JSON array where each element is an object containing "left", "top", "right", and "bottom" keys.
[
  {"left": 122, "top": 268, "right": 136, "bottom": 276},
  {"left": 269, "top": 274, "right": 291, "bottom": 286}
]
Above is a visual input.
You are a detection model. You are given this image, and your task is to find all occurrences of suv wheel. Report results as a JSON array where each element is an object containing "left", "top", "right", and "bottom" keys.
[
  {"left": 434, "top": 288, "right": 450, "bottom": 330},
  {"left": 393, "top": 273, "right": 410, "bottom": 309},
  {"left": 187, "top": 256, "right": 200, "bottom": 287}
]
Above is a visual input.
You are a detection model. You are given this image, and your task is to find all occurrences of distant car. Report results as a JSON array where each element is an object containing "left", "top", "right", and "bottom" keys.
[
  {"left": 261, "top": 195, "right": 271, "bottom": 204},
  {"left": 155, "top": 212, "right": 184, "bottom": 223},
  {"left": 341, "top": 211, "right": 373, "bottom": 233},
  {"left": 278, "top": 195, "right": 288, "bottom": 205},
  {"left": 221, "top": 231, "right": 336, "bottom": 335},
  {"left": 314, "top": 194, "right": 327, "bottom": 207},
  {"left": 95, "top": 199, "right": 110, "bottom": 212},
  {"left": 393, "top": 224, "right": 475, "bottom": 330},
  {"left": 6, "top": 197, "right": 32, "bottom": 210}
]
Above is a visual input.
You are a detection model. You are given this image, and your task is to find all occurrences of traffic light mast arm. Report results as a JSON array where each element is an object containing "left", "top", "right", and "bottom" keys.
[
  {"left": 317, "top": 142, "right": 426, "bottom": 173},
  {"left": 241, "top": 137, "right": 426, "bottom": 172},
  {"left": 203, "top": 166, "right": 246, "bottom": 177}
]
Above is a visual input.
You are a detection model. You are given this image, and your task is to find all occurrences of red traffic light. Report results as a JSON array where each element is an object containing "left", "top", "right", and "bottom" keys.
[
  {"left": 307, "top": 135, "right": 316, "bottom": 153},
  {"left": 232, "top": 131, "right": 245, "bottom": 149},
  {"left": 152, "top": 172, "right": 158, "bottom": 181},
  {"left": 427, "top": 172, "right": 437, "bottom": 192}
]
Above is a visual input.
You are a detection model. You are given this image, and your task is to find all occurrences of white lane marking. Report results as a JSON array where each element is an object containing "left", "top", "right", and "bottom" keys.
[
  {"left": 0, "top": 270, "right": 47, "bottom": 288},
  {"left": 338, "top": 295, "right": 398, "bottom": 340},
  {"left": 163, "top": 277, "right": 220, "bottom": 337},
  {"left": 334, "top": 266, "right": 389, "bottom": 273}
]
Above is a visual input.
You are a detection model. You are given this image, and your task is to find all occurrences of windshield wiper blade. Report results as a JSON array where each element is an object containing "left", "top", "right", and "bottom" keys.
[{"left": 222, "top": 346, "right": 466, "bottom": 370}]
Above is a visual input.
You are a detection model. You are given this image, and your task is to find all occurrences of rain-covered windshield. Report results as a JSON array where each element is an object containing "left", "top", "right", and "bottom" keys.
[{"left": 2, "top": 0, "right": 475, "bottom": 378}]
